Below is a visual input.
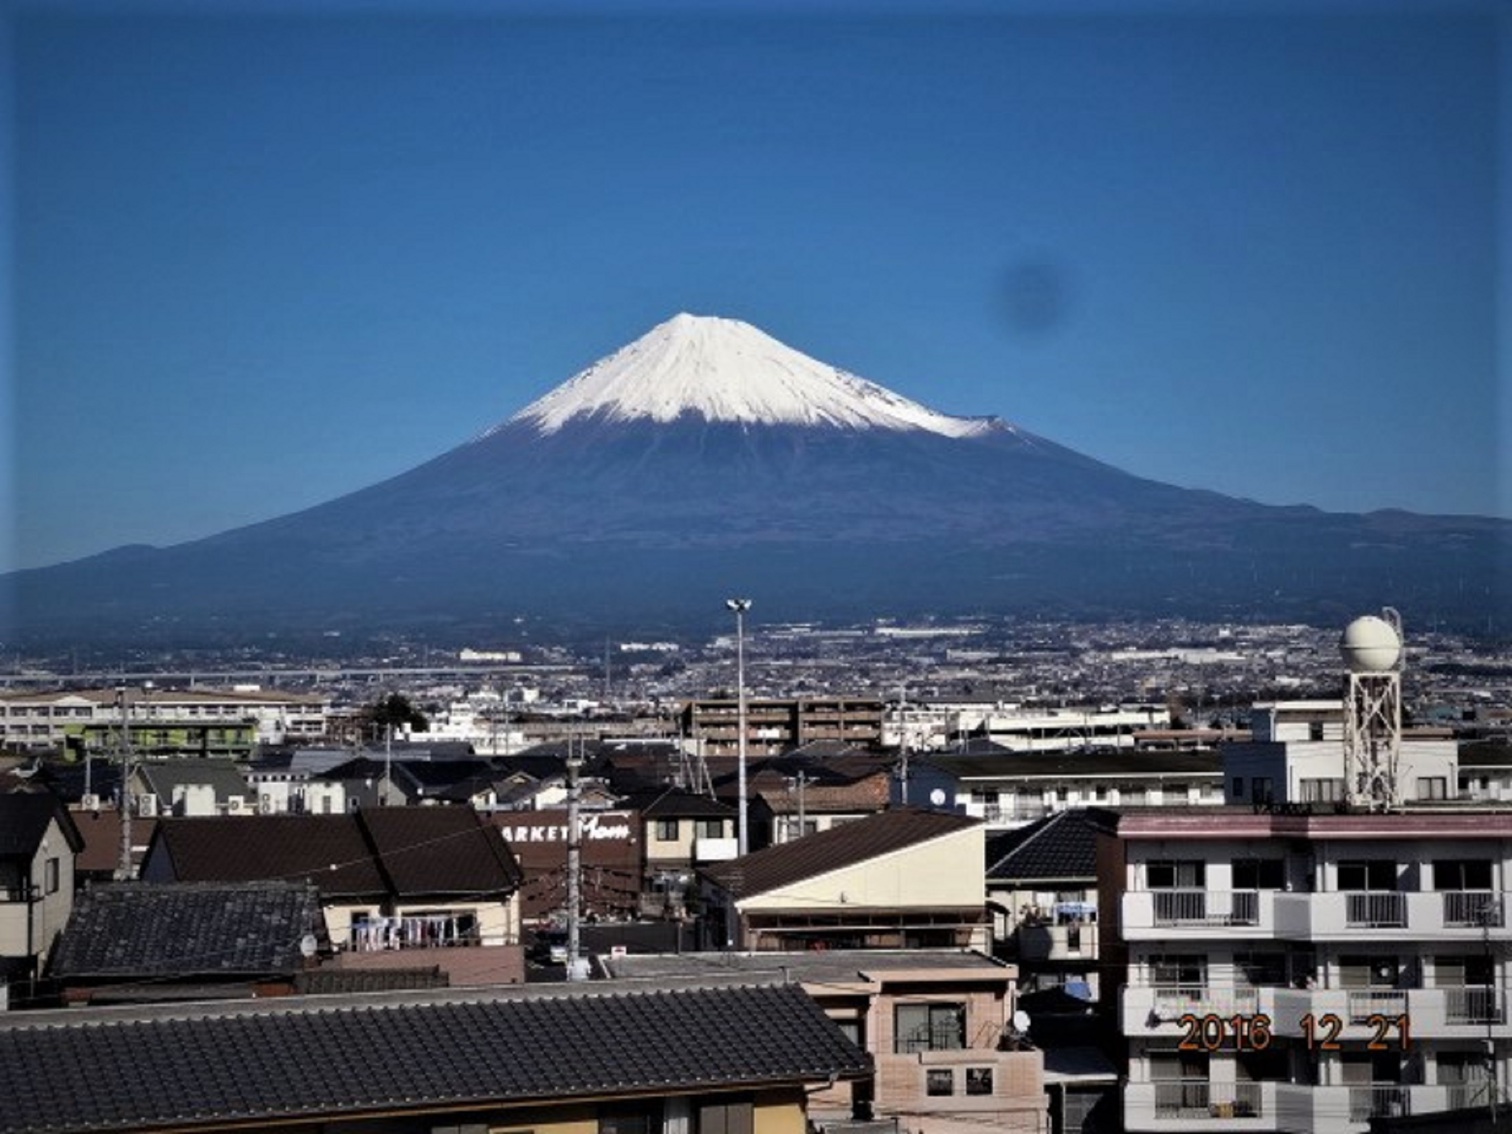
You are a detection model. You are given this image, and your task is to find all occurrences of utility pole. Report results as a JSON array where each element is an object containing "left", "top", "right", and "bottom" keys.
[
  {"left": 725, "top": 598, "right": 752, "bottom": 856},
  {"left": 115, "top": 687, "right": 133, "bottom": 880},
  {"left": 566, "top": 740, "right": 585, "bottom": 982}
]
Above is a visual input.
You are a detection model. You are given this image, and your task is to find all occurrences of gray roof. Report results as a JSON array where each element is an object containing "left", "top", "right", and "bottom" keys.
[
  {"left": 136, "top": 760, "right": 251, "bottom": 800},
  {"left": 0, "top": 981, "right": 870, "bottom": 1133},
  {"left": 604, "top": 948, "right": 1010, "bottom": 985},
  {"left": 46, "top": 881, "right": 323, "bottom": 979},
  {"left": 985, "top": 810, "right": 1097, "bottom": 883}
]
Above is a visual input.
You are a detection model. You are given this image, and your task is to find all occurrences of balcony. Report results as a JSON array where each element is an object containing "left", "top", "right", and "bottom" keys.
[
  {"left": 693, "top": 836, "right": 738, "bottom": 862},
  {"left": 1122, "top": 985, "right": 1263, "bottom": 1037},
  {"left": 1126, "top": 1082, "right": 1449, "bottom": 1133},
  {"left": 1272, "top": 891, "right": 1512, "bottom": 940},
  {"left": 1122, "top": 890, "right": 1272, "bottom": 939},
  {"left": 1125, "top": 1081, "right": 1265, "bottom": 1128}
]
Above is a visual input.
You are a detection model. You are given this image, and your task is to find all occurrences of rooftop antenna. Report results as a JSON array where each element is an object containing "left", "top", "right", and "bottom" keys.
[{"left": 1340, "top": 608, "right": 1404, "bottom": 811}]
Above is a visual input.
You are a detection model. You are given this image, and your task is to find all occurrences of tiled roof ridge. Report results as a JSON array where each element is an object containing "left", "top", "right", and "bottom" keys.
[{"left": 989, "top": 811, "right": 1062, "bottom": 871}]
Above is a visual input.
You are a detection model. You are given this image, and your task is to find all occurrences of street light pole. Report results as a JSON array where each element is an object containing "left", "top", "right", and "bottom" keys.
[{"left": 725, "top": 598, "right": 752, "bottom": 856}]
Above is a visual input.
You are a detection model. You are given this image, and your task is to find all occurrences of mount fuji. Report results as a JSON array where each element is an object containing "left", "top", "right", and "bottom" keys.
[{"left": 6, "top": 313, "right": 1508, "bottom": 645}]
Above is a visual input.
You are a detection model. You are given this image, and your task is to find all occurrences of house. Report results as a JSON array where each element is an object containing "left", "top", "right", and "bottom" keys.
[
  {"left": 0, "top": 793, "right": 84, "bottom": 999},
  {"left": 140, "top": 806, "right": 526, "bottom": 985},
  {"left": 681, "top": 696, "right": 886, "bottom": 757},
  {"left": 744, "top": 749, "right": 894, "bottom": 844},
  {"left": 0, "top": 979, "right": 871, "bottom": 1134},
  {"left": 985, "top": 810, "right": 1100, "bottom": 997},
  {"left": 625, "top": 786, "right": 740, "bottom": 919},
  {"left": 46, "top": 880, "right": 326, "bottom": 1006},
  {"left": 697, "top": 807, "right": 988, "bottom": 952},
  {"left": 603, "top": 949, "right": 1046, "bottom": 1134},
  {"left": 132, "top": 758, "right": 252, "bottom": 817},
  {"left": 1096, "top": 804, "right": 1512, "bottom": 1131}
]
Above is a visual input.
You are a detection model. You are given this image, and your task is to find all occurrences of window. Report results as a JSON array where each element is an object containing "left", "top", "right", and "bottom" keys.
[
  {"left": 697, "top": 1100, "right": 752, "bottom": 1134},
  {"left": 1252, "top": 777, "right": 1274, "bottom": 803},
  {"left": 1235, "top": 951, "right": 1288, "bottom": 986},
  {"left": 696, "top": 818, "right": 724, "bottom": 839},
  {"left": 1232, "top": 858, "right": 1285, "bottom": 890},
  {"left": 1148, "top": 860, "right": 1205, "bottom": 888},
  {"left": 894, "top": 1002, "right": 966, "bottom": 1053},
  {"left": 44, "top": 857, "right": 60, "bottom": 895},
  {"left": 1338, "top": 860, "right": 1396, "bottom": 891},
  {"left": 926, "top": 1069, "right": 954, "bottom": 1096},
  {"left": 1435, "top": 859, "right": 1493, "bottom": 890},
  {"left": 599, "top": 1107, "right": 657, "bottom": 1134},
  {"left": 965, "top": 1068, "right": 994, "bottom": 1096},
  {"left": 1418, "top": 777, "right": 1448, "bottom": 801},
  {"left": 1339, "top": 955, "right": 1400, "bottom": 988},
  {"left": 1150, "top": 954, "right": 1207, "bottom": 987},
  {"left": 1301, "top": 777, "right": 1344, "bottom": 803},
  {"left": 1232, "top": 777, "right": 1245, "bottom": 799},
  {"left": 1165, "top": 783, "right": 1188, "bottom": 800},
  {"left": 1308, "top": 721, "right": 1325, "bottom": 741},
  {"left": 655, "top": 819, "right": 679, "bottom": 841},
  {"left": 970, "top": 788, "right": 999, "bottom": 804}
]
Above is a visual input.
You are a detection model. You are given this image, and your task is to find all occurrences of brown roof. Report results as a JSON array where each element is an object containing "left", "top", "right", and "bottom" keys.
[
  {"left": 144, "top": 808, "right": 522, "bottom": 899},
  {"left": 359, "top": 805, "right": 524, "bottom": 896},
  {"left": 701, "top": 806, "right": 980, "bottom": 899}
]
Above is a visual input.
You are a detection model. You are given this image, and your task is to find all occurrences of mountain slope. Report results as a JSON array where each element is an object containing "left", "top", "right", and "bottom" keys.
[{"left": 4, "top": 315, "right": 1508, "bottom": 645}]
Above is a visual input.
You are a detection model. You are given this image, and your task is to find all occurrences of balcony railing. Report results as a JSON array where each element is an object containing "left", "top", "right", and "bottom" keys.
[
  {"left": 1345, "top": 892, "right": 1406, "bottom": 928},
  {"left": 1153, "top": 1080, "right": 1262, "bottom": 1120},
  {"left": 1346, "top": 990, "right": 1408, "bottom": 1024},
  {"left": 1151, "top": 985, "right": 1262, "bottom": 1018},
  {"left": 1153, "top": 889, "right": 1260, "bottom": 927},
  {"left": 1445, "top": 987, "right": 1503, "bottom": 1025},
  {"left": 1443, "top": 891, "right": 1505, "bottom": 928},
  {"left": 1348, "top": 1085, "right": 1409, "bottom": 1123}
]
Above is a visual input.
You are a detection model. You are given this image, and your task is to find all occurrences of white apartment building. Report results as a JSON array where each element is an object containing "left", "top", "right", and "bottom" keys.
[
  {"left": 1103, "top": 805, "right": 1511, "bottom": 1132},
  {"left": 0, "top": 687, "right": 330, "bottom": 752},
  {"left": 886, "top": 701, "right": 1171, "bottom": 753}
]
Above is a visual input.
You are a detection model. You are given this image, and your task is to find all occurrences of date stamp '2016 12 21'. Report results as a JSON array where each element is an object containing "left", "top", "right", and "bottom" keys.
[{"left": 1176, "top": 1012, "right": 1411, "bottom": 1052}]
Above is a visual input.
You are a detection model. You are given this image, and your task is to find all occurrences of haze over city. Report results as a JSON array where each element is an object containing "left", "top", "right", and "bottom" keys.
[{"left": 8, "top": 0, "right": 1508, "bottom": 577}]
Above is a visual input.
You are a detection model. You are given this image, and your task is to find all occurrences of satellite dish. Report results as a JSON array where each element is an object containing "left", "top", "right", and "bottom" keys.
[
  {"left": 929, "top": 788, "right": 947, "bottom": 807},
  {"left": 299, "top": 934, "right": 318, "bottom": 958},
  {"left": 1341, "top": 615, "right": 1401, "bottom": 674},
  {"left": 1012, "top": 1010, "right": 1031, "bottom": 1033}
]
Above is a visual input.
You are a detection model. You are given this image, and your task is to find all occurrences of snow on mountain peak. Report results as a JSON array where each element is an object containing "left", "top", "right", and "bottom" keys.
[{"left": 500, "top": 313, "right": 999, "bottom": 438}]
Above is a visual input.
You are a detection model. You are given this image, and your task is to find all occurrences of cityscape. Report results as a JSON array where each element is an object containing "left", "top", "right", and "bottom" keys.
[{"left": 5, "top": 3, "right": 1509, "bottom": 1134}]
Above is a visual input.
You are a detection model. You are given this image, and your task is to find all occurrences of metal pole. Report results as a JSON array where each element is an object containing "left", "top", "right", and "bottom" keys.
[
  {"left": 726, "top": 599, "right": 752, "bottom": 856},
  {"left": 115, "top": 687, "right": 133, "bottom": 880},
  {"left": 566, "top": 740, "right": 584, "bottom": 981}
]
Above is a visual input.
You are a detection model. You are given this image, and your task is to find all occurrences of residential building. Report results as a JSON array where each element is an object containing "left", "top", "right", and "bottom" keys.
[
  {"left": 681, "top": 697, "right": 885, "bottom": 757},
  {"left": 46, "top": 880, "right": 326, "bottom": 1006},
  {"left": 698, "top": 807, "right": 988, "bottom": 952},
  {"left": 914, "top": 749, "right": 1225, "bottom": 829},
  {"left": 0, "top": 794, "right": 83, "bottom": 999},
  {"left": 605, "top": 949, "right": 1047, "bottom": 1134},
  {"left": 746, "top": 748, "right": 894, "bottom": 844},
  {"left": 985, "top": 810, "right": 1100, "bottom": 998},
  {"left": 0, "top": 686, "right": 329, "bottom": 754},
  {"left": 0, "top": 979, "right": 871, "bottom": 1134},
  {"left": 1098, "top": 805, "right": 1512, "bottom": 1132},
  {"left": 626, "top": 787, "right": 739, "bottom": 919},
  {"left": 140, "top": 806, "right": 525, "bottom": 985},
  {"left": 488, "top": 807, "right": 643, "bottom": 921}
]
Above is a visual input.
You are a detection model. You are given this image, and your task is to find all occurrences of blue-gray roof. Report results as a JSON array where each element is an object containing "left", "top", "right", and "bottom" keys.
[{"left": 0, "top": 981, "right": 869, "bottom": 1133}]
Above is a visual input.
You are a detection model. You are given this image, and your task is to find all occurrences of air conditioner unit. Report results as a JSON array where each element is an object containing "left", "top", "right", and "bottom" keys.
[
  {"left": 225, "top": 795, "right": 246, "bottom": 814},
  {"left": 257, "top": 796, "right": 275, "bottom": 815},
  {"left": 137, "top": 793, "right": 158, "bottom": 817},
  {"left": 79, "top": 793, "right": 100, "bottom": 811}
]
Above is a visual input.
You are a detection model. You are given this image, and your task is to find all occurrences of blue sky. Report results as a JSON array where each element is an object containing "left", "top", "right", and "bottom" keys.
[{"left": 5, "top": 1, "right": 1507, "bottom": 573}]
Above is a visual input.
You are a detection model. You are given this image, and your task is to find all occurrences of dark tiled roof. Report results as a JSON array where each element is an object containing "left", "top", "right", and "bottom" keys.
[
  {"left": 294, "top": 967, "right": 447, "bottom": 995},
  {"left": 0, "top": 982, "right": 870, "bottom": 1133},
  {"left": 0, "top": 793, "right": 84, "bottom": 859},
  {"left": 925, "top": 749, "right": 1223, "bottom": 780},
  {"left": 359, "top": 806, "right": 524, "bottom": 895},
  {"left": 47, "top": 881, "right": 323, "bottom": 979},
  {"left": 147, "top": 815, "right": 387, "bottom": 896},
  {"left": 144, "top": 809, "right": 522, "bottom": 899},
  {"left": 702, "top": 807, "right": 980, "bottom": 899},
  {"left": 624, "top": 787, "right": 736, "bottom": 819},
  {"left": 985, "top": 810, "right": 1097, "bottom": 883}
]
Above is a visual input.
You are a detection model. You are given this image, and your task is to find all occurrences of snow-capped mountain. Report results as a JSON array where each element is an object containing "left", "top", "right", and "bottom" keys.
[
  {"left": 500, "top": 313, "right": 998, "bottom": 439},
  {"left": 4, "top": 314, "right": 1507, "bottom": 644}
]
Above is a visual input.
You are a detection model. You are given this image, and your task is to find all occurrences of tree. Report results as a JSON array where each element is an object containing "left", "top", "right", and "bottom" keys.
[{"left": 363, "top": 693, "right": 428, "bottom": 737}]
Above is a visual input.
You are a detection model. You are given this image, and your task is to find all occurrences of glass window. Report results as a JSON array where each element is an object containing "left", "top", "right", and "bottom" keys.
[
  {"left": 1418, "top": 777, "right": 1448, "bottom": 800},
  {"left": 697, "top": 1100, "right": 752, "bottom": 1134},
  {"left": 926, "top": 1069, "right": 953, "bottom": 1096},
  {"left": 44, "top": 857, "right": 60, "bottom": 895},
  {"left": 1233, "top": 858, "right": 1285, "bottom": 890},
  {"left": 655, "top": 819, "right": 679, "bottom": 841},
  {"left": 965, "top": 1068, "right": 994, "bottom": 1096},
  {"left": 696, "top": 818, "right": 724, "bottom": 839},
  {"left": 1338, "top": 860, "right": 1396, "bottom": 891},
  {"left": 1435, "top": 859, "right": 1494, "bottom": 890},
  {"left": 1148, "top": 860, "right": 1205, "bottom": 888},
  {"left": 895, "top": 1002, "right": 966, "bottom": 1053}
]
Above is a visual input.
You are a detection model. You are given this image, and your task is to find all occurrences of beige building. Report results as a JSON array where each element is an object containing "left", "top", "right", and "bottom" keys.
[
  {"left": 699, "top": 807, "right": 988, "bottom": 953},
  {"left": 605, "top": 950, "right": 1045, "bottom": 1134},
  {"left": 0, "top": 794, "right": 84, "bottom": 997}
]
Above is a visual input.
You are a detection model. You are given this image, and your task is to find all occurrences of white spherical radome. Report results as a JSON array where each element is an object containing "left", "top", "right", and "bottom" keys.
[{"left": 1340, "top": 615, "right": 1401, "bottom": 673}]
